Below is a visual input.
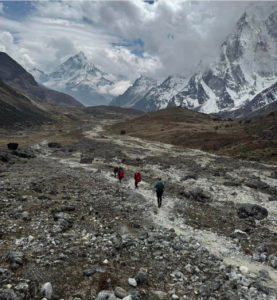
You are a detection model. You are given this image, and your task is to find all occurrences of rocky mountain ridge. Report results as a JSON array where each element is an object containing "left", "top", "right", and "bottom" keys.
[
  {"left": 112, "top": 5, "right": 277, "bottom": 116},
  {"left": 0, "top": 52, "right": 82, "bottom": 108}
]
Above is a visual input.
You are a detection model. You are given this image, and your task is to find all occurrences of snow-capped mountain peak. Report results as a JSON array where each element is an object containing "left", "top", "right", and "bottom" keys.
[
  {"left": 171, "top": 4, "right": 277, "bottom": 114},
  {"left": 34, "top": 52, "right": 126, "bottom": 106}
]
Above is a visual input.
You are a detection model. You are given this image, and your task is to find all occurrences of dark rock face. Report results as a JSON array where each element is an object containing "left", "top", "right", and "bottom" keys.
[
  {"left": 237, "top": 203, "right": 268, "bottom": 220},
  {"left": 48, "top": 142, "right": 62, "bottom": 148},
  {"left": 7, "top": 143, "right": 18, "bottom": 150}
]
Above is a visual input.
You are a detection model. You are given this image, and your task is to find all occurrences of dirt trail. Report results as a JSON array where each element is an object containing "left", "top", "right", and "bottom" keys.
[{"left": 39, "top": 123, "right": 277, "bottom": 290}]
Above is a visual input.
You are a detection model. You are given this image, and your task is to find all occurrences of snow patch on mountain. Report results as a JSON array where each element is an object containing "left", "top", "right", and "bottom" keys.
[
  {"left": 33, "top": 52, "right": 130, "bottom": 106},
  {"left": 173, "top": 6, "right": 277, "bottom": 115},
  {"left": 110, "top": 76, "right": 157, "bottom": 108},
  {"left": 134, "top": 76, "right": 188, "bottom": 111}
]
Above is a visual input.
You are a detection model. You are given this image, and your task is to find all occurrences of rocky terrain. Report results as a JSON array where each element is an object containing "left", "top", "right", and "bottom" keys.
[{"left": 0, "top": 111, "right": 277, "bottom": 300}]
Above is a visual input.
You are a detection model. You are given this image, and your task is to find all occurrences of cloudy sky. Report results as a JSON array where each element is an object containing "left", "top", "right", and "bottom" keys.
[{"left": 0, "top": 0, "right": 260, "bottom": 87}]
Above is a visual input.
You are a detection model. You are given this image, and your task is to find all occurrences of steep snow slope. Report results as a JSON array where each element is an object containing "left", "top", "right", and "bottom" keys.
[
  {"left": 222, "top": 81, "right": 277, "bottom": 118},
  {"left": 133, "top": 76, "right": 187, "bottom": 112},
  {"left": 110, "top": 76, "right": 157, "bottom": 108},
  {"left": 172, "top": 6, "right": 277, "bottom": 114}
]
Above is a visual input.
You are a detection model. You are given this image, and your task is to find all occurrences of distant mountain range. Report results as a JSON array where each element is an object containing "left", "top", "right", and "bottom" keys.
[
  {"left": 33, "top": 52, "right": 125, "bottom": 106},
  {"left": 111, "top": 4, "right": 277, "bottom": 117},
  {"left": 0, "top": 52, "right": 82, "bottom": 108}
]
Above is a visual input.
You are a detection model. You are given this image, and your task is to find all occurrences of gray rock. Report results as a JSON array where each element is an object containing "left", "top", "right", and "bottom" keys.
[
  {"left": 188, "top": 188, "right": 211, "bottom": 202},
  {"left": 245, "top": 178, "right": 269, "bottom": 190},
  {"left": 269, "top": 255, "right": 277, "bottom": 269},
  {"left": 0, "top": 289, "right": 19, "bottom": 300},
  {"left": 128, "top": 278, "right": 137, "bottom": 287},
  {"left": 21, "top": 211, "right": 31, "bottom": 221},
  {"left": 96, "top": 290, "right": 117, "bottom": 300},
  {"left": 8, "top": 251, "right": 23, "bottom": 265},
  {"left": 114, "top": 287, "right": 128, "bottom": 299},
  {"left": 237, "top": 203, "right": 268, "bottom": 220},
  {"left": 83, "top": 265, "right": 105, "bottom": 276},
  {"left": 149, "top": 290, "right": 168, "bottom": 300},
  {"left": 230, "top": 229, "right": 248, "bottom": 240},
  {"left": 135, "top": 268, "right": 148, "bottom": 285},
  {"left": 0, "top": 268, "right": 12, "bottom": 284},
  {"left": 41, "top": 282, "right": 53, "bottom": 299}
]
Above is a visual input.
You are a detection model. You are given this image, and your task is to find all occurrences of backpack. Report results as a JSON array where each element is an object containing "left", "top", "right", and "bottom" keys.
[
  {"left": 156, "top": 182, "right": 164, "bottom": 193},
  {"left": 135, "top": 173, "right": 141, "bottom": 182},
  {"left": 119, "top": 169, "right": 124, "bottom": 178}
]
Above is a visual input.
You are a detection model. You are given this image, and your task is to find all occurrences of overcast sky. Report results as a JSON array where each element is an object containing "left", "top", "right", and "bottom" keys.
[{"left": 0, "top": 0, "right": 263, "bottom": 85}]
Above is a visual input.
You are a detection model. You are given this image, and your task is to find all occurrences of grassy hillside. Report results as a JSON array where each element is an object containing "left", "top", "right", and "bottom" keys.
[{"left": 106, "top": 107, "right": 277, "bottom": 163}]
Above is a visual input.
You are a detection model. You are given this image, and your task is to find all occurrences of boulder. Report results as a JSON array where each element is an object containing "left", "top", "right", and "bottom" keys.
[
  {"left": 237, "top": 203, "right": 268, "bottom": 220},
  {"left": 48, "top": 142, "right": 61, "bottom": 148},
  {"left": 245, "top": 179, "right": 269, "bottom": 190},
  {"left": 7, "top": 143, "right": 18, "bottom": 150},
  {"left": 230, "top": 230, "right": 248, "bottom": 240},
  {"left": 128, "top": 278, "right": 137, "bottom": 287},
  {"left": 272, "top": 170, "right": 277, "bottom": 178},
  {"left": 114, "top": 287, "right": 128, "bottom": 299},
  {"left": 0, "top": 151, "right": 11, "bottom": 163},
  {"left": 188, "top": 187, "right": 211, "bottom": 203},
  {"left": 41, "top": 282, "right": 53, "bottom": 299},
  {"left": 96, "top": 290, "right": 117, "bottom": 300},
  {"left": 135, "top": 268, "right": 148, "bottom": 285}
]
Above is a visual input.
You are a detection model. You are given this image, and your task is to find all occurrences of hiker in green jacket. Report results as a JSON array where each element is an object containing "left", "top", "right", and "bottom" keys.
[{"left": 154, "top": 178, "right": 165, "bottom": 208}]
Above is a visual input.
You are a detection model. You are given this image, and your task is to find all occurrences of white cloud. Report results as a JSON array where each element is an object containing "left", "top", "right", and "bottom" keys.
[
  {"left": 0, "top": 0, "right": 260, "bottom": 83},
  {"left": 98, "top": 80, "right": 132, "bottom": 96},
  {"left": 0, "top": 31, "right": 14, "bottom": 52}
]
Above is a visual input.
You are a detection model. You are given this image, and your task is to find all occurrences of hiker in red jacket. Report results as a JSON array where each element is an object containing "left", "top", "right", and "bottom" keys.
[
  {"left": 134, "top": 172, "right": 142, "bottom": 188},
  {"left": 118, "top": 167, "right": 124, "bottom": 183}
]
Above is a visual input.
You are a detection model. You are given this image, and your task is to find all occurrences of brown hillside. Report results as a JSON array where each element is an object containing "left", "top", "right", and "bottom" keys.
[{"left": 107, "top": 107, "right": 277, "bottom": 163}]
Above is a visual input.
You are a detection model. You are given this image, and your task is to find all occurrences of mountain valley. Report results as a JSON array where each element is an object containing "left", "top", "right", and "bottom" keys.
[{"left": 0, "top": 106, "right": 277, "bottom": 299}]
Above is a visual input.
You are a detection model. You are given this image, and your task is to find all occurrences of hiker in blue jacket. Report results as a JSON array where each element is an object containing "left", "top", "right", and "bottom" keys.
[{"left": 154, "top": 178, "right": 165, "bottom": 208}]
